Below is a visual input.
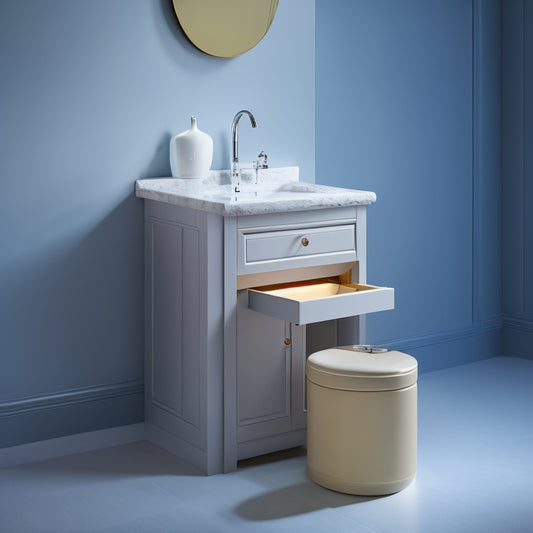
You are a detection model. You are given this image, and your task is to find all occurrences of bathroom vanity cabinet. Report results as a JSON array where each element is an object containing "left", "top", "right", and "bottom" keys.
[{"left": 137, "top": 172, "right": 393, "bottom": 474}]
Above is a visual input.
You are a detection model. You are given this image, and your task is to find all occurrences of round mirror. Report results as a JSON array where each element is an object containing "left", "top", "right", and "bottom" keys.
[{"left": 172, "top": 0, "right": 279, "bottom": 58}]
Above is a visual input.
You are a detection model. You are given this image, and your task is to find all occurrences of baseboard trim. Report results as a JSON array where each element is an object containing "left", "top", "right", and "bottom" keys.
[
  {"left": 0, "top": 380, "right": 144, "bottom": 449},
  {"left": 0, "top": 380, "right": 144, "bottom": 418},
  {"left": 502, "top": 315, "right": 533, "bottom": 358},
  {"left": 376, "top": 318, "right": 502, "bottom": 352},
  {"left": 0, "top": 423, "right": 145, "bottom": 468},
  {"left": 502, "top": 315, "right": 533, "bottom": 332},
  {"left": 373, "top": 320, "right": 502, "bottom": 373}
]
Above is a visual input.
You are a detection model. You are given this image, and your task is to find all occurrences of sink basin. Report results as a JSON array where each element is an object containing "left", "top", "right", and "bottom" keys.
[
  {"left": 135, "top": 166, "right": 377, "bottom": 216},
  {"left": 251, "top": 181, "right": 322, "bottom": 194},
  {"left": 245, "top": 181, "right": 318, "bottom": 194},
  {"left": 207, "top": 181, "right": 326, "bottom": 200}
]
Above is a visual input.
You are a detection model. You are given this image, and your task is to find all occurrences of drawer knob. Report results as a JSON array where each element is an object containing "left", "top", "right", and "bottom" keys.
[
  {"left": 284, "top": 338, "right": 291, "bottom": 345},
  {"left": 301, "top": 237, "right": 309, "bottom": 247}
]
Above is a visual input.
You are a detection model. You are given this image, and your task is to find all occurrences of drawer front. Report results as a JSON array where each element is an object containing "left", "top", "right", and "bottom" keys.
[
  {"left": 248, "top": 281, "right": 394, "bottom": 325},
  {"left": 239, "top": 224, "right": 356, "bottom": 275}
]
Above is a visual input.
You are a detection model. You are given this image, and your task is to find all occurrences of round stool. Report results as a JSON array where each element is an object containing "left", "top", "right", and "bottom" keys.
[{"left": 306, "top": 346, "right": 418, "bottom": 496}]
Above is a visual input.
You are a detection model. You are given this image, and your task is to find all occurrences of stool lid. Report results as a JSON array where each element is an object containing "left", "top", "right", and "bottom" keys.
[{"left": 306, "top": 347, "right": 418, "bottom": 391}]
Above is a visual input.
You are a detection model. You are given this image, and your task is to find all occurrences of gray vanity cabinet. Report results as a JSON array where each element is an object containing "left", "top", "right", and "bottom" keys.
[{"left": 143, "top": 199, "right": 392, "bottom": 474}]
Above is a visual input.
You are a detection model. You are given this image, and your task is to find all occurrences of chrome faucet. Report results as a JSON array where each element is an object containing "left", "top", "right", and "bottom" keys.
[{"left": 231, "top": 110, "right": 257, "bottom": 192}]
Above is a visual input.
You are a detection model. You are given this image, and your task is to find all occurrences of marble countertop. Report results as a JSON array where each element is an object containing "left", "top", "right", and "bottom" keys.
[{"left": 135, "top": 167, "right": 376, "bottom": 216}]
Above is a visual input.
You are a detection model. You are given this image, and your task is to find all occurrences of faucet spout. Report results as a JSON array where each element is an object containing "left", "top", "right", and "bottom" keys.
[{"left": 231, "top": 110, "right": 257, "bottom": 192}]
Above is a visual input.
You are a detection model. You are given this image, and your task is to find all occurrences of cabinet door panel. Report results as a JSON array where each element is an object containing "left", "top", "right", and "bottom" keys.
[
  {"left": 237, "top": 293, "right": 291, "bottom": 443},
  {"left": 152, "top": 222, "right": 183, "bottom": 416}
]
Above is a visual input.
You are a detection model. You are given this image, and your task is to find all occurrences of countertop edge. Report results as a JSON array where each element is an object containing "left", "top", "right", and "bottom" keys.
[
  {"left": 135, "top": 168, "right": 377, "bottom": 216},
  {"left": 135, "top": 189, "right": 377, "bottom": 216}
]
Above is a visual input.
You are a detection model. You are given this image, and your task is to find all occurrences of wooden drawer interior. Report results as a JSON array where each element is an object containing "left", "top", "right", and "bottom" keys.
[{"left": 247, "top": 275, "right": 394, "bottom": 325}]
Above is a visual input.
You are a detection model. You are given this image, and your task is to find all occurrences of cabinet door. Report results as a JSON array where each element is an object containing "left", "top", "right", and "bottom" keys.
[{"left": 236, "top": 292, "right": 291, "bottom": 444}]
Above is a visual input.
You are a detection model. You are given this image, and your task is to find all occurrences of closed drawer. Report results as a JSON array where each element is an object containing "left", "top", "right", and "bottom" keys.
[
  {"left": 238, "top": 224, "right": 356, "bottom": 275},
  {"left": 248, "top": 279, "right": 394, "bottom": 325}
]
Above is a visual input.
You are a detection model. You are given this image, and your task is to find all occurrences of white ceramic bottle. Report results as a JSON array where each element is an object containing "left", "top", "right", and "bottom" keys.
[{"left": 169, "top": 116, "right": 213, "bottom": 179}]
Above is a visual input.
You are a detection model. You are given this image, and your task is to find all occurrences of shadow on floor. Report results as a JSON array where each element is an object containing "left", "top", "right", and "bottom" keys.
[
  {"left": 234, "top": 481, "right": 375, "bottom": 520},
  {"left": 235, "top": 447, "right": 376, "bottom": 520}
]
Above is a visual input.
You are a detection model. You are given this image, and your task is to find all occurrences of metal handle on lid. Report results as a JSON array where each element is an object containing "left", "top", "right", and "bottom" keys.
[{"left": 350, "top": 345, "right": 388, "bottom": 354}]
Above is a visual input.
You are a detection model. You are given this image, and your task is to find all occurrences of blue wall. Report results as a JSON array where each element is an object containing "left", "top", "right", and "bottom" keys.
[
  {"left": 2, "top": 0, "right": 531, "bottom": 450},
  {"left": 0, "top": 0, "right": 314, "bottom": 447},
  {"left": 316, "top": 0, "right": 503, "bottom": 372},
  {"left": 502, "top": 0, "right": 533, "bottom": 358}
]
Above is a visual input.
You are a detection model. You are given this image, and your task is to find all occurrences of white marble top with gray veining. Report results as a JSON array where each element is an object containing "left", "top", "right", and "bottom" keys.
[{"left": 135, "top": 167, "right": 376, "bottom": 216}]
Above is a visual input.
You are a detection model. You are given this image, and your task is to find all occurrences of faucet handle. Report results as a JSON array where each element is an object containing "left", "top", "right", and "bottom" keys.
[
  {"left": 257, "top": 151, "right": 268, "bottom": 169},
  {"left": 253, "top": 152, "right": 268, "bottom": 185}
]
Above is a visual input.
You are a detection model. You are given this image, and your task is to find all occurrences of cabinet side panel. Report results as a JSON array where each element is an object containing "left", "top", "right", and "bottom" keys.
[
  {"left": 147, "top": 217, "right": 202, "bottom": 444},
  {"left": 145, "top": 207, "right": 223, "bottom": 474}
]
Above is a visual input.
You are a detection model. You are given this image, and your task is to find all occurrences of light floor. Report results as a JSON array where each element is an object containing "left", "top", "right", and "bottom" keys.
[{"left": 1, "top": 356, "right": 532, "bottom": 533}]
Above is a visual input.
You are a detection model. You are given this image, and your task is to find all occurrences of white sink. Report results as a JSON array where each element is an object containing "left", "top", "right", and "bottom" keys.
[{"left": 206, "top": 180, "right": 330, "bottom": 200}]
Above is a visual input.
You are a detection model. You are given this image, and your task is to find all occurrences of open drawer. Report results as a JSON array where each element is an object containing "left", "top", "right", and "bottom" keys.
[{"left": 247, "top": 276, "right": 394, "bottom": 325}]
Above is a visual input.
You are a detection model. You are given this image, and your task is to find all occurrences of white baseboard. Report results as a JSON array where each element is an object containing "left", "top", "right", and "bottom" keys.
[{"left": 0, "top": 423, "right": 145, "bottom": 468}]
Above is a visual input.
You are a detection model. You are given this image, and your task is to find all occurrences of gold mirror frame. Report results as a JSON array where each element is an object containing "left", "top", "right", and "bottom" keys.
[{"left": 172, "top": 0, "right": 279, "bottom": 58}]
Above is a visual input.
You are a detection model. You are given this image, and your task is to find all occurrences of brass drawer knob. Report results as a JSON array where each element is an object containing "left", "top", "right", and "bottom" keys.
[
  {"left": 284, "top": 338, "right": 291, "bottom": 345},
  {"left": 301, "top": 237, "right": 309, "bottom": 247}
]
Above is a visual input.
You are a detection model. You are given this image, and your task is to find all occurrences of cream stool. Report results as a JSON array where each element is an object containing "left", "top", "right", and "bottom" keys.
[{"left": 306, "top": 346, "right": 418, "bottom": 496}]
